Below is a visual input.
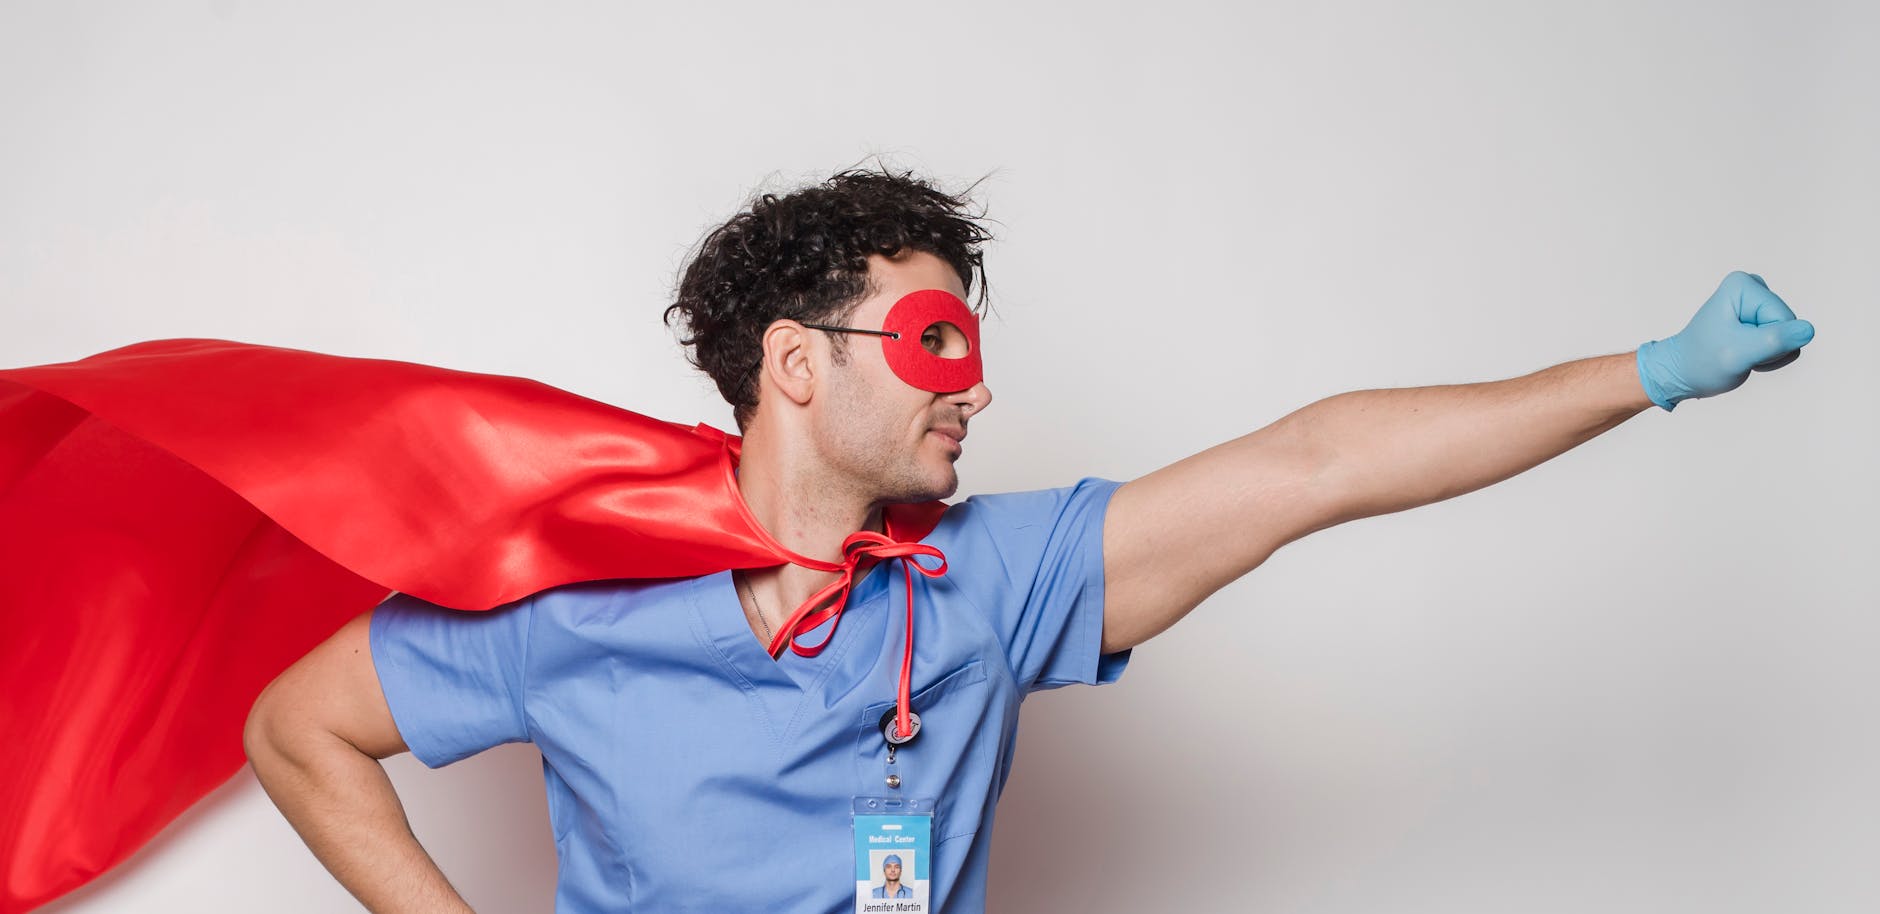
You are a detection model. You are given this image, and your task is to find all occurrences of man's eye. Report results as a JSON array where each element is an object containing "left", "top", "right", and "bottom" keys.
[{"left": 917, "top": 321, "right": 969, "bottom": 358}]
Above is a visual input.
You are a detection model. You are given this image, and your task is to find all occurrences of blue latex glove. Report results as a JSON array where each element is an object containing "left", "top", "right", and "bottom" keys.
[{"left": 1635, "top": 271, "right": 1816, "bottom": 411}]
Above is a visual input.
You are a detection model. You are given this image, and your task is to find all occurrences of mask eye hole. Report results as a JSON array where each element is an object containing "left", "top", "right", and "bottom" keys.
[{"left": 919, "top": 321, "right": 970, "bottom": 358}]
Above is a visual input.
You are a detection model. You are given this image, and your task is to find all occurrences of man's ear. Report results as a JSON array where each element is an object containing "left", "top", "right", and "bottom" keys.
[{"left": 760, "top": 320, "right": 816, "bottom": 407}]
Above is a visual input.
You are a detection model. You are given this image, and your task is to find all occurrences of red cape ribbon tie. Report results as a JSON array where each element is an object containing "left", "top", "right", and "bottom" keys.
[{"left": 767, "top": 532, "right": 948, "bottom": 740}]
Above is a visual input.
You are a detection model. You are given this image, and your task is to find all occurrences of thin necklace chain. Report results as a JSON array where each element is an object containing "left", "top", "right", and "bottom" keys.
[{"left": 739, "top": 572, "right": 773, "bottom": 645}]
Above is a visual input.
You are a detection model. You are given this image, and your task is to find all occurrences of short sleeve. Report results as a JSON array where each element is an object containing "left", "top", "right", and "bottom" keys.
[
  {"left": 368, "top": 592, "right": 535, "bottom": 768},
  {"left": 945, "top": 477, "right": 1129, "bottom": 692}
]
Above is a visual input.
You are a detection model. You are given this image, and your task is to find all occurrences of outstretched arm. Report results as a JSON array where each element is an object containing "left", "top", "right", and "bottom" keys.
[{"left": 1099, "top": 271, "right": 1816, "bottom": 653}]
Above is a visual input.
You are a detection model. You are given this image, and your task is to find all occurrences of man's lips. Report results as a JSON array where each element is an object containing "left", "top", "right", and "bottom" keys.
[{"left": 928, "top": 427, "right": 965, "bottom": 452}]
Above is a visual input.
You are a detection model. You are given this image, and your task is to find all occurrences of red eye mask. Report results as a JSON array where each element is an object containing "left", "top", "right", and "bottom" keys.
[{"left": 879, "top": 289, "right": 983, "bottom": 393}]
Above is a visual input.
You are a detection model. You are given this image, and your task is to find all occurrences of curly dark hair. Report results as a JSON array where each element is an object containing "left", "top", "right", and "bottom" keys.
[{"left": 664, "top": 167, "right": 993, "bottom": 429}]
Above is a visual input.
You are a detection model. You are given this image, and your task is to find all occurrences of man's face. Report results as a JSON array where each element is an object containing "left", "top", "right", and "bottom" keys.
[
  {"left": 812, "top": 250, "right": 992, "bottom": 505},
  {"left": 883, "top": 860, "right": 903, "bottom": 881}
]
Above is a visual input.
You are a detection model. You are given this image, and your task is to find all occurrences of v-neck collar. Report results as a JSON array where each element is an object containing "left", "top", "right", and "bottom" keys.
[{"left": 686, "top": 563, "right": 895, "bottom": 747}]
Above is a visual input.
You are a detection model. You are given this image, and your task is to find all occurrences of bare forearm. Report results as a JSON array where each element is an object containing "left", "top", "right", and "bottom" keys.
[
  {"left": 1311, "top": 351, "right": 1654, "bottom": 523},
  {"left": 248, "top": 731, "right": 474, "bottom": 914}
]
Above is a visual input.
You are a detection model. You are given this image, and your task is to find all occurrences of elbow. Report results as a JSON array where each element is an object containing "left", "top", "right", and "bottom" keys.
[
  {"left": 1269, "top": 401, "right": 1363, "bottom": 533},
  {"left": 243, "top": 675, "right": 317, "bottom": 772},
  {"left": 242, "top": 680, "right": 283, "bottom": 767}
]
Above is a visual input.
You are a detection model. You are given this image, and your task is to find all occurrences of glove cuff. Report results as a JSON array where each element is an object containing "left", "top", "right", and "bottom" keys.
[{"left": 1635, "top": 341, "right": 1681, "bottom": 412}]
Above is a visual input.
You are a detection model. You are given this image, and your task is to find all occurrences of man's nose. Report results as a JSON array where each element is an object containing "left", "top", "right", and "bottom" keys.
[{"left": 951, "top": 381, "right": 992, "bottom": 417}]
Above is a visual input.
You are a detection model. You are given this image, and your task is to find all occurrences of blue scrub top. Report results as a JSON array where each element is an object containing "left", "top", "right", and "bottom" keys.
[{"left": 371, "top": 478, "right": 1129, "bottom": 913}]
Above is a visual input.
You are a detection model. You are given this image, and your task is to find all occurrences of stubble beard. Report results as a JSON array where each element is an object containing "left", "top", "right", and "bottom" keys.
[
  {"left": 828, "top": 431, "right": 956, "bottom": 507},
  {"left": 820, "top": 379, "right": 957, "bottom": 508}
]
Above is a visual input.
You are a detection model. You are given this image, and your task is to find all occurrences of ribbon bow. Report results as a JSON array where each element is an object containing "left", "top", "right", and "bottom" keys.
[{"left": 767, "top": 531, "right": 948, "bottom": 739}]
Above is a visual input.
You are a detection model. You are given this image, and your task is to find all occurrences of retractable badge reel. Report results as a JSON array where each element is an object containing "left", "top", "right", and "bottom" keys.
[{"left": 857, "top": 641, "right": 933, "bottom": 908}]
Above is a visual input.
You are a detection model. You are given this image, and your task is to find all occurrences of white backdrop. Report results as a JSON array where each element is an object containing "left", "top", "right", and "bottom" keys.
[{"left": 6, "top": 1, "right": 1876, "bottom": 912}]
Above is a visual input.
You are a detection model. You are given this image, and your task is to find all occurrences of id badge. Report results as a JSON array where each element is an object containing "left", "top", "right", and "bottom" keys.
[{"left": 853, "top": 796, "right": 933, "bottom": 912}]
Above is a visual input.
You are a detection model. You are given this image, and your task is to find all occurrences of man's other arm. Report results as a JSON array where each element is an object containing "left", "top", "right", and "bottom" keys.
[
  {"left": 1099, "top": 272, "right": 1817, "bottom": 653},
  {"left": 243, "top": 610, "right": 477, "bottom": 914}
]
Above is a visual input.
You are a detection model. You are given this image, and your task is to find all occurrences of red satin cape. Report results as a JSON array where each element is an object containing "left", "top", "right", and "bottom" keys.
[{"left": 0, "top": 339, "right": 945, "bottom": 913}]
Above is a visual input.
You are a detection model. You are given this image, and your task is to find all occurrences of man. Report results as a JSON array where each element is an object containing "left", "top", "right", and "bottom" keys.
[
  {"left": 872, "top": 855, "right": 912, "bottom": 900},
  {"left": 242, "top": 168, "right": 1816, "bottom": 913}
]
